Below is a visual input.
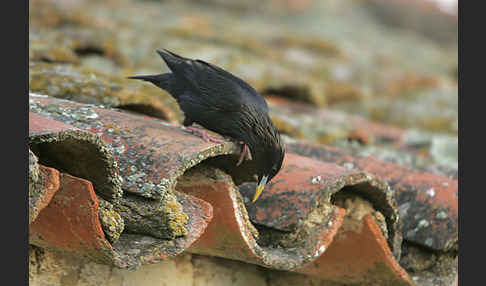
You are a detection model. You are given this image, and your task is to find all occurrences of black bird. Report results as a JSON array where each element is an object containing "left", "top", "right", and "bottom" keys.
[{"left": 129, "top": 49, "right": 284, "bottom": 202}]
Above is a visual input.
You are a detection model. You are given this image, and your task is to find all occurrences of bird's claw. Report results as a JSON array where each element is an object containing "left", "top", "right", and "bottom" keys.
[
  {"left": 184, "top": 126, "right": 226, "bottom": 143},
  {"left": 236, "top": 144, "right": 252, "bottom": 166},
  {"left": 184, "top": 127, "right": 251, "bottom": 166}
]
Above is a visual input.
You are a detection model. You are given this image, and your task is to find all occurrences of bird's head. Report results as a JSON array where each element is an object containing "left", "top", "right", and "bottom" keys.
[
  {"left": 247, "top": 114, "right": 285, "bottom": 203},
  {"left": 253, "top": 144, "right": 284, "bottom": 202}
]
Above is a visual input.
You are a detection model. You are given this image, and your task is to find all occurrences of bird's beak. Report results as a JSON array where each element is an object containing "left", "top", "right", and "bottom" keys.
[{"left": 252, "top": 175, "right": 268, "bottom": 203}]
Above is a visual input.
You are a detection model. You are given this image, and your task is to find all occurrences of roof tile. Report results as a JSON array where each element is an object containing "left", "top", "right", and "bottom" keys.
[
  {"left": 297, "top": 215, "right": 413, "bottom": 285},
  {"left": 177, "top": 155, "right": 411, "bottom": 284},
  {"left": 286, "top": 141, "right": 457, "bottom": 252},
  {"left": 29, "top": 103, "right": 216, "bottom": 269},
  {"left": 177, "top": 165, "right": 347, "bottom": 271},
  {"left": 29, "top": 95, "right": 458, "bottom": 284},
  {"left": 30, "top": 173, "right": 113, "bottom": 263},
  {"left": 239, "top": 153, "right": 403, "bottom": 259},
  {"left": 29, "top": 150, "right": 60, "bottom": 224}
]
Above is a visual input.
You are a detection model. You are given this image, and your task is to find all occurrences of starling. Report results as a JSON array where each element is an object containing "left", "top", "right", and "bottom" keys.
[{"left": 129, "top": 49, "right": 284, "bottom": 202}]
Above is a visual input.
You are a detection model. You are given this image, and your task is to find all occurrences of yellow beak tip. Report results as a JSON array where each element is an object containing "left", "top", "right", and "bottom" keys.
[{"left": 252, "top": 185, "right": 265, "bottom": 203}]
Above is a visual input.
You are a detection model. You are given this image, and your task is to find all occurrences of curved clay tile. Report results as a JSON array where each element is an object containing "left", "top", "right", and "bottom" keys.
[
  {"left": 28, "top": 149, "right": 60, "bottom": 224},
  {"left": 29, "top": 105, "right": 218, "bottom": 268},
  {"left": 287, "top": 141, "right": 458, "bottom": 252},
  {"left": 29, "top": 95, "right": 414, "bottom": 284},
  {"left": 179, "top": 154, "right": 413, "bottom": 285}
]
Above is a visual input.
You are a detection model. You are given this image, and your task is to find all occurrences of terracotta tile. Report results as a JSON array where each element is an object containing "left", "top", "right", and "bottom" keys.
[
  {"left": 29, "top": 101, "right": 217, "bottom": 268},
  {"left": 178, "top": 155, "right": 410, "bottom": 284},
  {"left": 110, "top": 191, "right": 214, "bottom": 268},
  {"left": 30, "top": 95, "right": 242, "bottom": 201},
  {"left": 178, "top": 166, "right": 346, "bottom": 270},
  {"left": 29, "top": 173, "right": 113, "bottom": 262},
  {"left": 29, "top": 158, "right": 60, "bottom": 224},
  {"left": 355, "top": 156, "right": 457, "bottom": 251},
  {"left": 287, "top": 141, "right": 458, "bottom": 251},
  {"left": 29, "top": 96, "right": 420, "bottom": 283},
  {"left": 240, "top": 152, "right": 403, "bottom": 259},
  {"left": 29, "top": 112, "right": 81, "bottom": 135},
  {"left": 267, "top": 96, "right": 406, "bottom": 146},
  {"left": 240, "top": 153, "right": 367, "bottom": 231},
  {"left": 28, "top": 172, "right": 214, "bottom": 269},
  {"left": 29, "top": 111, "right": 123, "bottom": 203},
  {"left": 297, "top": 215, "right": 414, "bottom": 285}
]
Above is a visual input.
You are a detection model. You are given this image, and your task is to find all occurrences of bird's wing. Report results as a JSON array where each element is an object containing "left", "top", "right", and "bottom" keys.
[
  {"left": 191, "top": 59, "right": 269, "bottom": 112},
  {"left": 158, "top": 49, "right": 268, "bottom": 112}
]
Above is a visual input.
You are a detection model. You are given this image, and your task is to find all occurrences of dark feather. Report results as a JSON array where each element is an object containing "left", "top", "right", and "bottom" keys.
[
  {"left": 156, "top": 49, "right": 268, "bottom": 112},
  {"left": 127, "top": 73, "right": 183, "bottom": 98}
]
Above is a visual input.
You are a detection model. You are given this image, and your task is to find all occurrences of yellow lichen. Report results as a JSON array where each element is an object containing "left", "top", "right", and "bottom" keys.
[
  {"left": 163, "top": 196, "right": 188, "bottom": 236},
  {"left": 325, "top": 82, "right": 364, "bottom": 105}
]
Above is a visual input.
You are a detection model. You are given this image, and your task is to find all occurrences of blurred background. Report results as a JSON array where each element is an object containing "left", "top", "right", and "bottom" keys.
[{"left": 29, "top": 0, "right": 458, "bottom": 177}]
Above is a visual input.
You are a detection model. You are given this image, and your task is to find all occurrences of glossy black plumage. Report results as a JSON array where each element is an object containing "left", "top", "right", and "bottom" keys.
[{"left": 129, "top": 49, "right": 285, "bottom": 201}]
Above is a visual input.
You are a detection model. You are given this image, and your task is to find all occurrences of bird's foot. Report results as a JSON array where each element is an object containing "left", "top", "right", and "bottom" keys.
[
  {"left": 236, "top": 143, "right": 252, "bottom": 166},
  {"left": 185, "top": 126, "right": 226, "bottom": 143}
]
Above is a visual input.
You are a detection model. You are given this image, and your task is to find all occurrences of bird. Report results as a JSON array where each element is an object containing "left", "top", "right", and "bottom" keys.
[{"left": 128, "top": 49, "right": 284, "bottom": 202}]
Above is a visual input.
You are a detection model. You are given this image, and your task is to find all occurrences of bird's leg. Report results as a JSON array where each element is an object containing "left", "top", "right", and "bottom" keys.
[
  {"left": 185, "top": 126, "right": 226, "bottom": 143},
  {"left": 183, "top": 117, "right": 225, "bottom": 143},
  {"left": 236, "top": 143, "right": 252, "bottom": 166}
]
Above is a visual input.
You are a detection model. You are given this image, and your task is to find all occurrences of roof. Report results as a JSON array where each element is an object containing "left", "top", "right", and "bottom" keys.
[
  {"left": 29, "top": 94, "right": 457, "bottom": 285},
  {"left": 29, "top": 0, "right": 457, "bottom": 285}
]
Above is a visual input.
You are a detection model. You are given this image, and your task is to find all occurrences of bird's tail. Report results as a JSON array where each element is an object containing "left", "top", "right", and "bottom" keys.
[
  {"left": 128, "top": 73, "right": 179, "bottom": 96},
  {"left": 127, "top": 74, "right": 165, "bottom": 84}
]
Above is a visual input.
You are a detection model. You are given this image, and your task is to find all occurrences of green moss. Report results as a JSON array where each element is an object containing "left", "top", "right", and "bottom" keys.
[
  {"left": 29, "top": 62, "right": 182, "bottom": 122},
  {"left": 116, "top": 192, "right": 188, "bottom": 240}
]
